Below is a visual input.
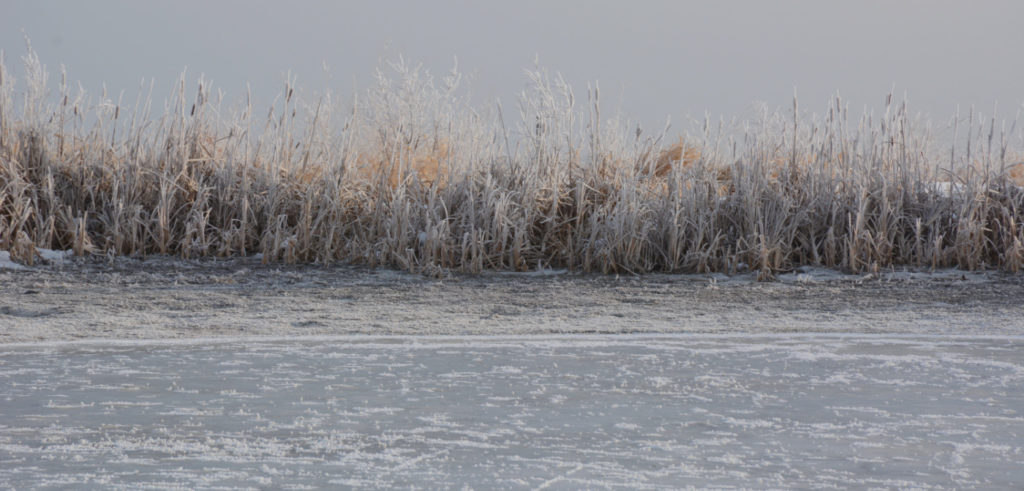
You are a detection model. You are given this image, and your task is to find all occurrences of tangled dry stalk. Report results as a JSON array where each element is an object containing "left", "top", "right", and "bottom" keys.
[{"left": 2, "top": 48, "right": 1024, "bottom": 278}]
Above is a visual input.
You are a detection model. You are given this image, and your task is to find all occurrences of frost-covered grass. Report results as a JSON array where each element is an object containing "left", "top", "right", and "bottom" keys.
[{"left": 2, "top": 46, "right": 1024, "bottom": 276}]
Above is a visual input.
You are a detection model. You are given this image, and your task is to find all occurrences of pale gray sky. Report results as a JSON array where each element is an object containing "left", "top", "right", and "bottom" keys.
[{"left": 4, "top": 0, "right": 1023, "bottom": 129}]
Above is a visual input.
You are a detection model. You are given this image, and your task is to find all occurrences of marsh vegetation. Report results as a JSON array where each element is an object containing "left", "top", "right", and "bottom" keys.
[{"left": 2, "top": 48, "right": 1023, "bottom": 277}]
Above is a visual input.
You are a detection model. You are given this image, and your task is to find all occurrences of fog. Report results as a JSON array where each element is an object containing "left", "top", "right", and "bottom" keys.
[{"left": 4, "top": 0, "right": 1024, "bottom": 130}]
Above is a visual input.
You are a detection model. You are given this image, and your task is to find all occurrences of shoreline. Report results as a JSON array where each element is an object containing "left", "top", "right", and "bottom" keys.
[{"left": 3, "top": 255, "right": 1023, "bottom": 344}]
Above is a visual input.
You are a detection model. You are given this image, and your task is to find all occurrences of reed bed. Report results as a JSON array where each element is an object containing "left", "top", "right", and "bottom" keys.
[{"left": 2, "top": 48, "right": 1023, "bottom": 277}]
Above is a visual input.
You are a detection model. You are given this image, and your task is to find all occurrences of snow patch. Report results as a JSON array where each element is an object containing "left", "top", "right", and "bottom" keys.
[
  {"left": 1, "top": 248, "right": 73, "bottom": 269},
  {"left": 0, "top": 251, "right": 27, "bottom": 270},
  {"left": 37, "top": 248, "right": 74, "bottom": 263}
]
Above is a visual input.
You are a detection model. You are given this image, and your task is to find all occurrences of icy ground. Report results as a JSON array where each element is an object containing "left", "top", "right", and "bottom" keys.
[
  {"left": 2, "top": 254, "right": 1024, "bottom": 341},
  {"left": 1, "top": 335, "right": 1022, "bottom": 489},
  {"left": 2, "top": 256, "right": 1024, "bottom": 487}
]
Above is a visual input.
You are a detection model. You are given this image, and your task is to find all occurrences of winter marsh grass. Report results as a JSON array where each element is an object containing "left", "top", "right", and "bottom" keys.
[{"left": 2, "top": 47, "right": 1023, "bottom": 277}]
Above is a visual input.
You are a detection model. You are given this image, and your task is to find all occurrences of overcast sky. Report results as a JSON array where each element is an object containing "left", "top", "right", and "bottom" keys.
[{"left": 3, "top": 0, "right": 1023, "bottom": 130}]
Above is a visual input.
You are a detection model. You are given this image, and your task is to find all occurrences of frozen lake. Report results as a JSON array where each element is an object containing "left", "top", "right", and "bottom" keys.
[{"left": 1, "top": 334, "right": 1023, "bottom": 488}]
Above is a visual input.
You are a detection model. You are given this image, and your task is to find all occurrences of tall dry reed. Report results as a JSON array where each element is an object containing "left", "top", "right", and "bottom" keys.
[{"left": 2, "top": 48, "right": 1023, "bottom": 277}]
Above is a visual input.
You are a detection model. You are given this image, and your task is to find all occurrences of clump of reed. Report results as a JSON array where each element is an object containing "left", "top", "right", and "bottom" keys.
[{"left": 2, "top": 48, "right": 1023, "bottom": 277}]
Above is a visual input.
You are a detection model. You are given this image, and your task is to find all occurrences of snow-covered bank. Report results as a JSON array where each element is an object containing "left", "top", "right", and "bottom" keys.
[{"left": 1, "top": 255, "right": 1023, "bottom": 343}]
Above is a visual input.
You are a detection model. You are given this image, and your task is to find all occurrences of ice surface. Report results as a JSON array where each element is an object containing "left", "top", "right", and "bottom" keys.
[
  {"left": 2, "top": 253, "right": 1022, "bottom": 487},
  {"left": 2, "top": 256, "right": 1024, "bottom": 343},
  {"left": 0, "top": 335, "right": 1022, "bottom": 488}
]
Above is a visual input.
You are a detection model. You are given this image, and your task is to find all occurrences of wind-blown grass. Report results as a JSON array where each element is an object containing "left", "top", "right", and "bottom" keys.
[{"left": 2, "top": 47, "right": 1023, "bottom": 277}]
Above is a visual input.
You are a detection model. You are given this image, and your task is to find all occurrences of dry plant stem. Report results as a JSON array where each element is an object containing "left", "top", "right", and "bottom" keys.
[{"left": 2, "top": 48, "right": 1024, "bottom": 277}]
